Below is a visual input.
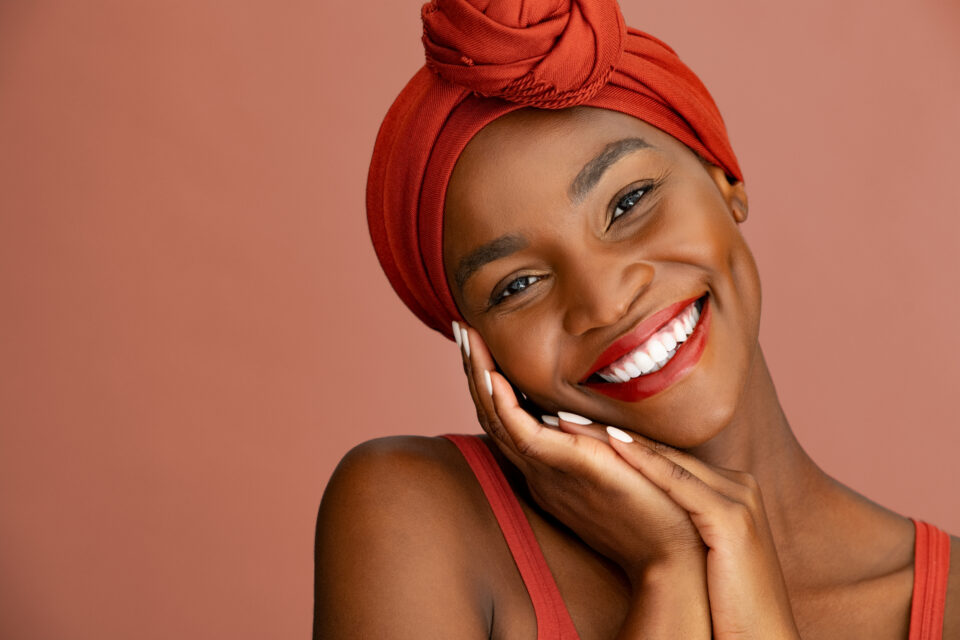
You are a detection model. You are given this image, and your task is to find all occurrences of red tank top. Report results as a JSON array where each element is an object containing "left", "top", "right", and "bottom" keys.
[{"left": 442, "top": 434, "right": 952, "bottom": 640}]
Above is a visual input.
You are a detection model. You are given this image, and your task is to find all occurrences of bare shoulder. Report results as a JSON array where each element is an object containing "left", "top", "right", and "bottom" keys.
[
  {"left": 316, "top": 434, "right": 486, "bottom": 555},
  {"left": 314, "top": 435, "right": 494, "bottom": 639},
  {"left": 944, "top": 534, "right": 960, "bottom": 639},
  {"left": 321, "top": 434, "right": 471, "bottom": 502}
]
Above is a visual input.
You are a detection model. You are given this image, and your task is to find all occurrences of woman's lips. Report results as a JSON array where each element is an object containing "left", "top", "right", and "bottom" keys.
[
  {"left": 581, "top": 294, "right": 711, "bottom": 402},
  {"left": 580, "top": 294, "right": 704, "bottom": 381}
]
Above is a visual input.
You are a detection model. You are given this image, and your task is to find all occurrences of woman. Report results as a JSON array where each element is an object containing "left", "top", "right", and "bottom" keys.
[{"left": 315, "top": 0, "right": 958, "bottom": 637}]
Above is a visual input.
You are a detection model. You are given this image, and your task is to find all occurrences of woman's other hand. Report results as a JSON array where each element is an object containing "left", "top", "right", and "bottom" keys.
[{"left": 603, "top": 426, "right": 801, "bottom": 640}]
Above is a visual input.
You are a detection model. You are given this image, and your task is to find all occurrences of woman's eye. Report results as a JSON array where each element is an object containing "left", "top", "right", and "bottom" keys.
[
  {"left": 611, "top": 187, "right": 647, "bottom": 223},
  {"left": 493, "top": 275, "right": 541, "bottom": 305}
]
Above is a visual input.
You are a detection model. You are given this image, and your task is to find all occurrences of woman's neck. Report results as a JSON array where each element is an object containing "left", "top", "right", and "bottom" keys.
[{"left": 687, "top": 343, "right": 835, "bottom": 548}]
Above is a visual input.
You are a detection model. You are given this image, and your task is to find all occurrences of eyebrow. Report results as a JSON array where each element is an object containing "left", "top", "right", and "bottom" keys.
[
  {"left": 569, "top": 137, "right": 655, "bottom": 203},
  {"left": 454, "top": 233, "right": 528, "bottom": 291}
]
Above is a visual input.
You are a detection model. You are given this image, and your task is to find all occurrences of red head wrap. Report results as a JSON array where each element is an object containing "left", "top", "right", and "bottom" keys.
[{"left": 367, "top": 0, "right": 742, "bottom": 338}]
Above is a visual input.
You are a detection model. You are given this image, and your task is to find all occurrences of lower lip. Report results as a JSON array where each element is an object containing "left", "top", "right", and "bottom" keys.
[{"left": 582, "top": 296, "right": 712, "bottom": 402}]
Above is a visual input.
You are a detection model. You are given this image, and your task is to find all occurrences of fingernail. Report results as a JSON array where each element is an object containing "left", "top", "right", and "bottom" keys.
[
  {"left": 541, "top": 415, "right": 559, "bottom": 426},
  {"left": 452, "top": 321, "right": 462, "bottom": 348},
  {"left": 557, "top": 411, "right": 591, "bottom": 425},
  {"left": 460, "top": 328, "right": 470, "bottom": 357},
  {"left": 606, "top": 426, "right": 633, "bottom": 443},
  {"left": 483, "top": 370, "right": 492, "bottom": 396}
]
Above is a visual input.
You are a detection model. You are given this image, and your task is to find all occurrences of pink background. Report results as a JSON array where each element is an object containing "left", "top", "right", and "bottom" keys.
[{"left": 1, "top": 1, "right": 958, "bottom": 638}]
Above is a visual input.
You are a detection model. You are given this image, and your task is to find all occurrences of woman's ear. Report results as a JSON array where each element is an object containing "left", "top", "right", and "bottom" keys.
[{"left": 704, "top": 164, "right": 748, "bottom": 224}]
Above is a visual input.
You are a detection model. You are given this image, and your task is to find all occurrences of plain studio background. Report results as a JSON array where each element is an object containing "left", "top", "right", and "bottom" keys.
[{"left": 0, "top": 1, "right": 958, "bottom": 638}]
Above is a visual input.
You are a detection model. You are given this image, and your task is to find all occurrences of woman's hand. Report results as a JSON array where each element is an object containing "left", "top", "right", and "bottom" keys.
[
  {"left": 454, "top": 323, "right": 704, "bottom": 582},
  {"left": 601, "top": 427, "right": 801, "bottom": 640}
]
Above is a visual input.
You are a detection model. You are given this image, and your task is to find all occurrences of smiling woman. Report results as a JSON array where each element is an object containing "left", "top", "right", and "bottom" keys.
[{"left": 314, "top": 0, "right": 958, "bottom": 638}]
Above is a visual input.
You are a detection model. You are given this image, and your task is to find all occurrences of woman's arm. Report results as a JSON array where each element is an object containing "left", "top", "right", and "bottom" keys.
[
  {"left": 614, "top": 557, "right": 711, "bottom": 639},
  {"left": 314, "top": 437, "right": 490, "bottom": 640}
]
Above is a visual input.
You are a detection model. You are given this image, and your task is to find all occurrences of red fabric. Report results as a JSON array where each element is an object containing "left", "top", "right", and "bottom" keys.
[
  {"left": 442, "top": 434, "right": 581, "bottom": 639},
  {"left": 367, "top": 0, "right": 743, "bottom": 337},
  {"left": 909, "top": 519, "right": 952, "bottom": 640}
]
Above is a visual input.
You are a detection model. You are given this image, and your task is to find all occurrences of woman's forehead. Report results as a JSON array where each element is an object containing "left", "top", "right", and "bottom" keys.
[
  {"left": 452, "top": 108, "right": 681, "bottom": 189},
  {"left": 446, "top": 107, "right": 682, "bottom": 215}
]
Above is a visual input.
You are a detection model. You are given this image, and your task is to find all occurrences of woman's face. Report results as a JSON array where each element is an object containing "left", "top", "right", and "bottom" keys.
[{"left": 443, "top": 106, "right": 760, "bottom": 447}]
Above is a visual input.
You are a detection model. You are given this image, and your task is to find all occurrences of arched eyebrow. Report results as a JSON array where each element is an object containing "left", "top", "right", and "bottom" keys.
[
  {"left": 569, "top": 137, "right": 655, "bottom": 203},
  {"left": 453, "top": 138, "right": 656, "bottom": 292},
  {"left": 454, "top": 233, "right": 528, "bottom": 291}
]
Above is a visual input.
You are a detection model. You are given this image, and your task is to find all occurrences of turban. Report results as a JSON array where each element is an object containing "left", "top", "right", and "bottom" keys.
[{"left": 367, "top": 0, "right": 743, "bottom": 338}]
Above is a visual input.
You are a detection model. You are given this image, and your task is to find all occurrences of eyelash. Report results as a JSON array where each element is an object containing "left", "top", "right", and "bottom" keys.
[
  {"left": 609, "top": 178, "right": 660, "bottom": 226},
  {"left": 488, "top": 177, "right": 662, "bottom": 307},
  {"left": 491, "top": 274, "right": 542, "bottom": 306}
]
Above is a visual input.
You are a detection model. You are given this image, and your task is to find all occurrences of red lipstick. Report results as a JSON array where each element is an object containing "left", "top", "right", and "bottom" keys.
[{"left": 581, "top": 294, "right": 711, "bottom": 402}]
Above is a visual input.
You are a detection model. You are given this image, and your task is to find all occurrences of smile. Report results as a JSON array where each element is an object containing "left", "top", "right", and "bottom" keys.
[
  {"left": 580, "top": 293, "right": 711, "bottom": 402},
  {"left": 596, "top": 298, "right": 702, "bottom": 382}
]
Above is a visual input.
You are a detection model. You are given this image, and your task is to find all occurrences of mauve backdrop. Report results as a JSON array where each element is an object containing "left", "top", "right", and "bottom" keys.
[{"left": 0, "top": 1, "right": 957, "bottom": 638}]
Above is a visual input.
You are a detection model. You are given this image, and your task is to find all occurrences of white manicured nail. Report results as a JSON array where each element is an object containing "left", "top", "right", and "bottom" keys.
[
  {"left": 557, "top": 411, "right": 591, "bottom": 425},
  {"left": 606, "top": 426, "right": 633, "bottom": 443},
  {"left": 541, "top": 415, "right": 559, "bottom": 426},
  {"left": 483, "top": 370, "right": 492, "bottom": 396},
  {"left": 460, "top": 328, "right": 470, "bottom": 357},
  {"left": 452, "top": 321, "right": 462, "bottom": 347}
]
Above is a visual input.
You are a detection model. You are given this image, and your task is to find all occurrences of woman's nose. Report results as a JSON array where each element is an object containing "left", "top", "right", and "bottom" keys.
[{"left": 561, "top": 257, "right": 654, "bottom": 336}]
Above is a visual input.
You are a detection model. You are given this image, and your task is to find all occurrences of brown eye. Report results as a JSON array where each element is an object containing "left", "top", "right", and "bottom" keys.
[
  {"left": 493, "top": 275, "right": 541, "bottom": 305},
  {"left": 612, "top": 187, "right": 647, "bottom": 222}
]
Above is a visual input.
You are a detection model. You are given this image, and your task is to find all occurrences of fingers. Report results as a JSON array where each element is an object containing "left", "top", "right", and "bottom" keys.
[
  {"left": 606, "top": 427, "right": 747, "bottom": 500},
  {"left": 487, "top": 370, "right": 576, "bottom": 460},
  {"left": 453, "top": 321, "right": 518, "bottom": 455},
  {"left": 456, "top": 323, "right": 614, "bottom": 472},
  {"left": 604, "top": 429, "right": 770, "bottom": 551},
  {"left": 552, "top": 415, "right": 610, "bottom": 443},
  {"left": 605, "top": 429, "right": 725, "bottom": 518}
]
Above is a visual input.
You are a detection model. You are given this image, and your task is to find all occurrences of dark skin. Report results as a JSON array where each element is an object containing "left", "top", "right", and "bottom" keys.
[{"left": 315, "top": 106, "right": 960, "bottom": 639}]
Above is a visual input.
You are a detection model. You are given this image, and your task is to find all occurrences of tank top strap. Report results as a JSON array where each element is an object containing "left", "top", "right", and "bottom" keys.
[
  {"left": 443, "top": 434, "right": 581, "bottom": 640},
  {"left": 909, "top": 518, "right": 952, "bottom": 640}
]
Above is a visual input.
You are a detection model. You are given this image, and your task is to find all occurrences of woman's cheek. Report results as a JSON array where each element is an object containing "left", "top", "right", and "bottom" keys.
[{"left": 491, "top": 328, "right": 557, "bottom": 398}]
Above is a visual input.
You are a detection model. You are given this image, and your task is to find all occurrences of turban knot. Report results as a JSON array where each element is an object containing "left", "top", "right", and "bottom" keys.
[{"left": 421, "top": 0, "right": 626, "bottom": 108}]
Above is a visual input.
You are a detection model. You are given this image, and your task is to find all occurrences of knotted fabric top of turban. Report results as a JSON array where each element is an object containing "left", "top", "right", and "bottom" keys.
[{"left": 367, "top": 0, "right": 743, "bottom": 339}]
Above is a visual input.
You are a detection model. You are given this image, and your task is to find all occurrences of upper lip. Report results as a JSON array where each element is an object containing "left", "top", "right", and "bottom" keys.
[{"left": 578, "top": 293, "right": 704, "bottom": 383}]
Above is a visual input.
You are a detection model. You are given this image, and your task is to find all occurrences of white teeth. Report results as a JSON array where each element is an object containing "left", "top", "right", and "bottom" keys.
[
  {"left": 594, "top": 298, "right": 705, "bottom": 384},
  {"left": 647, "top": 339, "right": 668, "bottom": 363},
  {"left": 659, "top": 330, "right": 677, "bottom": 352},
  {"left": 672, "top": 321, "right": 687, "bottom": 343},
  {"left": 634, "top": 349, "right": 656, "bottom": 373}
]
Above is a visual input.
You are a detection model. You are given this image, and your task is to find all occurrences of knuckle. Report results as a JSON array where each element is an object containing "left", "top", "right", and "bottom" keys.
[
  {"left": 737, "top": 471, "right": 759, "bottom": 491},
  {"left": 721, "top": 501, "right": 755, "bottom": 531},
  {"left": 650, "top": 439, "right": 677, "bottom": 456},
  {"left": 669, "top": 461, "right": 694, "bottom": 482},
  {"left": 734, "top": 473, "right": 763, "bottom": 508},
  {"left": 514, "top": 435, "right": 538, "bottom": 458}
]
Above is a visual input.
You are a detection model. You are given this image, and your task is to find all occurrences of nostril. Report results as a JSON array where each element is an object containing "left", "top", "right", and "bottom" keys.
[{"left": 562, "top": 261, "right": 653, "bottom": 336}]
